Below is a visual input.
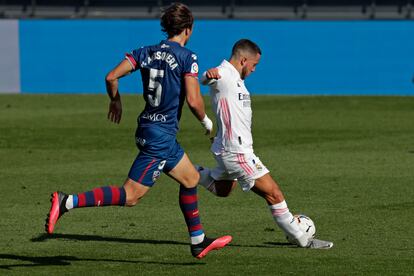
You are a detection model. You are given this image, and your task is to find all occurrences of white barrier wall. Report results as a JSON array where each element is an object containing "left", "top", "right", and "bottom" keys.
[{"left": 0, "top": 20, "right": 20, "bottom": 93}]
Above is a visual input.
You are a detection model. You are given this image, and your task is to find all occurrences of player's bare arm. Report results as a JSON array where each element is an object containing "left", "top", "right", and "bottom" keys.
[
  {"left": 105, "top": 59, "right": 133, "bottom": 124},
  {"left": 184, "top": 75, "right": 213, "bottom": 135}
]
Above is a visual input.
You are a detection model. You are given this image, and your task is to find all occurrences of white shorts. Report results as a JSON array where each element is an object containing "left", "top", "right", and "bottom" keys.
[{"left": 210, "top": 151, "right": 269, "bottom": 192}]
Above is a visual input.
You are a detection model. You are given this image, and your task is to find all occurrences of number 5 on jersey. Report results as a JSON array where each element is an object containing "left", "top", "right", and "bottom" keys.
[{"left": 147, "top": 68, "right": 164, "bottom": 107}]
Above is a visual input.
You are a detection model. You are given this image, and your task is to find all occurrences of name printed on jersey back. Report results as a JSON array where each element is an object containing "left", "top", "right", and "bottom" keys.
[{"left": 141, "top": 49, "right": 178, "bottom": 70}]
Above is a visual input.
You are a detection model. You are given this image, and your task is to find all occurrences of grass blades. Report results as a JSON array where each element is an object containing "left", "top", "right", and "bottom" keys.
[{"left": 0, "top": 94, "right": 413, "bottom": 275}]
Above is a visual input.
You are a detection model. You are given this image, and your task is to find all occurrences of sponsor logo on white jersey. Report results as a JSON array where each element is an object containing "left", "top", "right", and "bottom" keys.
[
  {"left": 238, "top": 93, "right": 250, "bottom": 101},
  {"left": 238, "top": 93, "right": 251, "bottom": 108}
]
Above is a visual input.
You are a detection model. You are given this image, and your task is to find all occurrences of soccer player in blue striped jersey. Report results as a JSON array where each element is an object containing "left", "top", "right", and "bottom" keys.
[{"left": 45, "top": 2, "right": 231, "bottom": 259}]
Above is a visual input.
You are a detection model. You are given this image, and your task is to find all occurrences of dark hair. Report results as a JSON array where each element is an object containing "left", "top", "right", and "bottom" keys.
[
  {"left": 231, "top": 39, "right": 262, "bottom": 58},
  {"left": 161, "top": 3, "right": 194, "bottom": 38}
]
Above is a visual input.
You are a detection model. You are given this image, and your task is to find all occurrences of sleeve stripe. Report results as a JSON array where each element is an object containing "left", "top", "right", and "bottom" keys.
[{"left": 125, "top": 53, "right": 137, "bottom": 70}]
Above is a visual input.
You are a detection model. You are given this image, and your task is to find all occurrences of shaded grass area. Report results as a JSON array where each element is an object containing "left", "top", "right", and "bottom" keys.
[{"left": 0, "top": 95, "right": 413, "bottom": 275}]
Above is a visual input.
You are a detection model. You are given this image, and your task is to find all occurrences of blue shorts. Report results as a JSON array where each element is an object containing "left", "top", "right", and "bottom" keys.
[{"left": 128, "top": 126, "right": 184, "bottom": 187}]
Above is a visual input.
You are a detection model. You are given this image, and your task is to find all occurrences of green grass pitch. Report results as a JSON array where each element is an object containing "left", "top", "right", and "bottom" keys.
[{"left": 0, "top": 94, "right": 413, "bottom": 275}]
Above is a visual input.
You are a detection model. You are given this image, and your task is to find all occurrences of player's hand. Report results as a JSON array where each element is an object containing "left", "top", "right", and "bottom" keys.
[
  {"left": 108, "top": 99, "right": 122, "bottom": 124},
  {"left": 206, "top": 68, "right": 221, "bottom": 80},
  {"left": 201, "top": 114, "right": 213, "bottom": 136}
]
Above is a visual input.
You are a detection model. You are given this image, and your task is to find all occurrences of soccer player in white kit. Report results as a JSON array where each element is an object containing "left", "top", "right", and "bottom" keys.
[{"left": 198, "top": 39, "right": 333, "bottom": 249}]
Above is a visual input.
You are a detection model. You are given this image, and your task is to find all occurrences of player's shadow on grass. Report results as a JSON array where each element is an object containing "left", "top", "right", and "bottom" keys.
[
  {"left": 0, "top": 254, "right": 204, "bottom": 270},
  {"left": 263, "top": 242, "right": 297, "bottom": 248},
  {"left": 31, "top": 233, "right": 189, "bottom": 246},
  {"left": 31, "top": 233, "right": 293, "bottom": 249}
]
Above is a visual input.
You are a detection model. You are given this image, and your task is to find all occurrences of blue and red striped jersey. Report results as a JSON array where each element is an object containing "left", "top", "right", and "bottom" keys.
[{"left": 126, "top": 40, "right": 199, "bottom": 135}]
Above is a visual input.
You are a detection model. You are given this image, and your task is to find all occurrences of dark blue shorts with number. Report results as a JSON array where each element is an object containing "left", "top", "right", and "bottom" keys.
[{"left": 128, "top": 126, "right": 184, "bottom": 187}]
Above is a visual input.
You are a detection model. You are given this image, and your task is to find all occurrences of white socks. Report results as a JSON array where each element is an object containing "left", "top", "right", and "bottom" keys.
[
  {"left": 269, "top": 200, "right": 308, "bottom": 247},
  {"left": 196, "top": 166, "right": 217, "bottom": 195},
  {"left": 65, "top": 195, "right": 74, "bottom": 210},
  {"left": 191, "top": 233, "right": 205, "bottom": 245}
]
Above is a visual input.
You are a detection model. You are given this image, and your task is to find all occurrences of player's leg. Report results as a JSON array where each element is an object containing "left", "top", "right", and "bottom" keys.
[
  {"left": 64, "top": 177, "right": 149, "bottom": 209},
  {"left": 226, "top": 152, "right": 308, "bottom": 247},
  {"left": 45, "top": 178, "right": 151, "bottom": 234},
  {"left": 196, "top": 165, "right": 237, "bottom": 197},
  {"left": 45, "top": 184, "right": 129, "bottom": 234},
  {"left": 250, "top": 173, "right": 284, "bottom": 204},
  {"left": 196, "top": 154, "right": 237, "bottom": 197},
  {"left": 252, "top": 173, "right": 333, "bottom": 249},
  {"left": 251, "top": 173, "right": 309, "bottom": 247},
  {"left": 45, "top": 151, "right": 156, "bottom": 234},
  {"left": 167, "top": 152, "right": 232, "bottom": 259},
  {"left": 122, "top": 178, "right": 151, "bottom": 206},
  {"left": 167, "top": 154, "right": 205, "bottom": 244}
]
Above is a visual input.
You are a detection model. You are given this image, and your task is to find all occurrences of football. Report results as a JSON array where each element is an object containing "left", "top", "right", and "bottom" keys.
[{"left": 287, "top": 214, "right": 316, "bottom": 243}]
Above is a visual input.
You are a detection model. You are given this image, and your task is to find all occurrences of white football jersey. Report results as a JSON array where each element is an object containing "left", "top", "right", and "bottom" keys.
[{"left": 203, "top": 60, "right": 253, "bottom": 154}]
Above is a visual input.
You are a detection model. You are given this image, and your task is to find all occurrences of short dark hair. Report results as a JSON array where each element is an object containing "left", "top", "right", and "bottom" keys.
[
  {"left": 161, "top": 3, "right": 194, "bottom": 38},
  {"left": 231, "top": 39, "right": 262, "bottom": 58}
]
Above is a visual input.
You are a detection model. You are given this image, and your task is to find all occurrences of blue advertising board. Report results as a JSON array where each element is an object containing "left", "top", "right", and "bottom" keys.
[{"left": 13, "top": 20, "right": 414, "bottom": 95}]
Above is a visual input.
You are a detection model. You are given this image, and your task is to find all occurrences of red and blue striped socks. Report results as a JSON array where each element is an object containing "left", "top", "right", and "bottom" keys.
[
  {"left": 65, "top": 186, "right": 126, "bottom": 209},
  {"left": 179, "top": 185, "right": 205, "bottom": 244},
  {"left": 64, "top": 185, "right": 205, "bottom": 245}
]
